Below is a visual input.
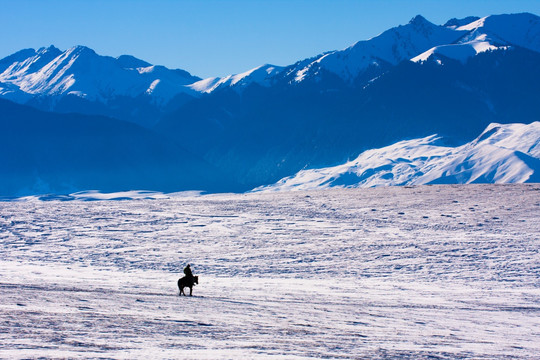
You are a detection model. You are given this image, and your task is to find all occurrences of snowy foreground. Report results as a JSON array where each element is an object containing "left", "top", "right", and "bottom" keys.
[{"left": 1, "top": 185, "right": 539, "bottom": 359}]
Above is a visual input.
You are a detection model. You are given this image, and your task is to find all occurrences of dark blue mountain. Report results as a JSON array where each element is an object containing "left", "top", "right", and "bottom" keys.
[{"left": 0, "top": 99, "right": 237, "bottom": 196}]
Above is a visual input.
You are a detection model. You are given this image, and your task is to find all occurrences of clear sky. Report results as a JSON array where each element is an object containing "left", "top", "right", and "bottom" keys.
[{"left": 1, "top": 0, "right": 539, "bottom": 78}]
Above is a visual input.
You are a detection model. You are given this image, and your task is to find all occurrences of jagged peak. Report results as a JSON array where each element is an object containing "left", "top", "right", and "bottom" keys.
[
  {"left": 408, "top": 14, "right": 433, "bottom": 27},
  {"left": 32, "top": 46, "right": 62, "bottom": 61},
  {"left": 37, "top": 45, "right": 61, "bottom": 54}
]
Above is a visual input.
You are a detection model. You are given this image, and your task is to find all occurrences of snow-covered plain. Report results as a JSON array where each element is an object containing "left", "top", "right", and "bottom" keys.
[{"left": 1, "top": 185, "right": 539, "bottom": 359}]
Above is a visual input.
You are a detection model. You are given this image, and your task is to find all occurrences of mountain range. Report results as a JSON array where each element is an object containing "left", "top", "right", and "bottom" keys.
[{"left": 1, "top": 13, "right": 540, "bottom": 195}]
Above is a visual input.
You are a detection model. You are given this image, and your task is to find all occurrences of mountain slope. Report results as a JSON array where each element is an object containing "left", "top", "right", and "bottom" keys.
[
  {"left": 0, "top": 99, "right": 236, "bottom": 196},
  {"left": 254, "top": 122, "right": 540, "bottom": 192}
]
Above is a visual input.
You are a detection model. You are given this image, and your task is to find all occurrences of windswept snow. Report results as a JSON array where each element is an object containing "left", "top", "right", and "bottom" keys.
[
  {"left": 255, "top": 122, "right": 540, "bottom": 192},
  {"left": 456, "top": 13, "right": 540, "bottom": 53},
  {"left": 0, "top": 185, "right": 538, "bottom": 358}
]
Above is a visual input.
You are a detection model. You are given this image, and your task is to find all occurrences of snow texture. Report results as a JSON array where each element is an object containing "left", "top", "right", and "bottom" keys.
[
  {"left": 255, "top": 122, "right": 540, "bottom": 192},
  {"left": 0, "top": 184, "right": 539, "bottom": 358}
]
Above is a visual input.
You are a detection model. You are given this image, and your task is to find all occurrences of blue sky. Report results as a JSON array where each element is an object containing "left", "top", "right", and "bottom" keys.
[{"left": 1, "top": 0, "right": 539, "bottom": 78}]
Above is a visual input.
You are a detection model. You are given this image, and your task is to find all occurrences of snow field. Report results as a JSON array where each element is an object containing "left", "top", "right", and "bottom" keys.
[{"left": 0, "top": 184, "right": 539, "bottom": 358}]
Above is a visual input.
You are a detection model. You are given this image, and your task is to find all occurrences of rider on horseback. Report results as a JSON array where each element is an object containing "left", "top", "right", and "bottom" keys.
[{"left": 178, "top": 264, "right": 198, "bottom": 296}]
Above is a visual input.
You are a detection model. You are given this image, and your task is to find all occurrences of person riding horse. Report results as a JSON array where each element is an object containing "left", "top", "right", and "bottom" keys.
[{"left": 178, "top": 264, "right": 198, "bottom": 296}]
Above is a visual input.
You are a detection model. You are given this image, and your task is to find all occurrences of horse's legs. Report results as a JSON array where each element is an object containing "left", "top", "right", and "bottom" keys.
[{"left": 189, "top": 286, "right": 193, "bottom": 296}]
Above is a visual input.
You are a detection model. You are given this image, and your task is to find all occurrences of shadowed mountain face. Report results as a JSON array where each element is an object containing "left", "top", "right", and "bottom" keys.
[{"left": 0, "top": 99, "right": 238, "bottom": 197}]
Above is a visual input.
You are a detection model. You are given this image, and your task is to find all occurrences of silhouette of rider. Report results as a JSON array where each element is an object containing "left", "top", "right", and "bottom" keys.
[{"left": 184, "top": 264, "right": 194, "bottom": 281}]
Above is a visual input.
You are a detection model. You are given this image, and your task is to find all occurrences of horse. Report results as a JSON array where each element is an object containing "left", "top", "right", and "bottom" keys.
[{"left": 178, "top": 275, "right": 198, "bottom": 296}]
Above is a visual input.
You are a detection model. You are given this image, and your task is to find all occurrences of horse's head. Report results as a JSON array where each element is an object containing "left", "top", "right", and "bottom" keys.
[{"left": 194, "top": 276, "right": 199, "bottom": 284}]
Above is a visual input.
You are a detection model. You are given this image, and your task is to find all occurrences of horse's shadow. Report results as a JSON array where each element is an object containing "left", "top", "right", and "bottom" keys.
[{"left": 178, "top": 275, "right": 198, "bottom": 296}]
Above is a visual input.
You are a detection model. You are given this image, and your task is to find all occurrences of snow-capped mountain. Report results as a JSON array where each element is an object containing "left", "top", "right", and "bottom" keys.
[
  {"left": 1, "top": 13, "right": 539, "bottom": 118},
  {"left": 0, "top": 45, "right": 200, "bottom": 126},
  {"left": 0, "top": 45, "right": 200, "bottom": 102},
  {"left": 155, "top": 12, "right": 540, "bottom": 189},
  {"left": 254, "top": 122, "right": 540, "bottom": 192},
  {"left": 184, "top": 14, "right": 468, "bottom": 91}
]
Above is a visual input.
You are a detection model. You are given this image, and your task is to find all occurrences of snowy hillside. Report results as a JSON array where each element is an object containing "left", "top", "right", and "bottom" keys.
[{"left": 255, "top": 122, "right": 540, "bottom": 192}]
